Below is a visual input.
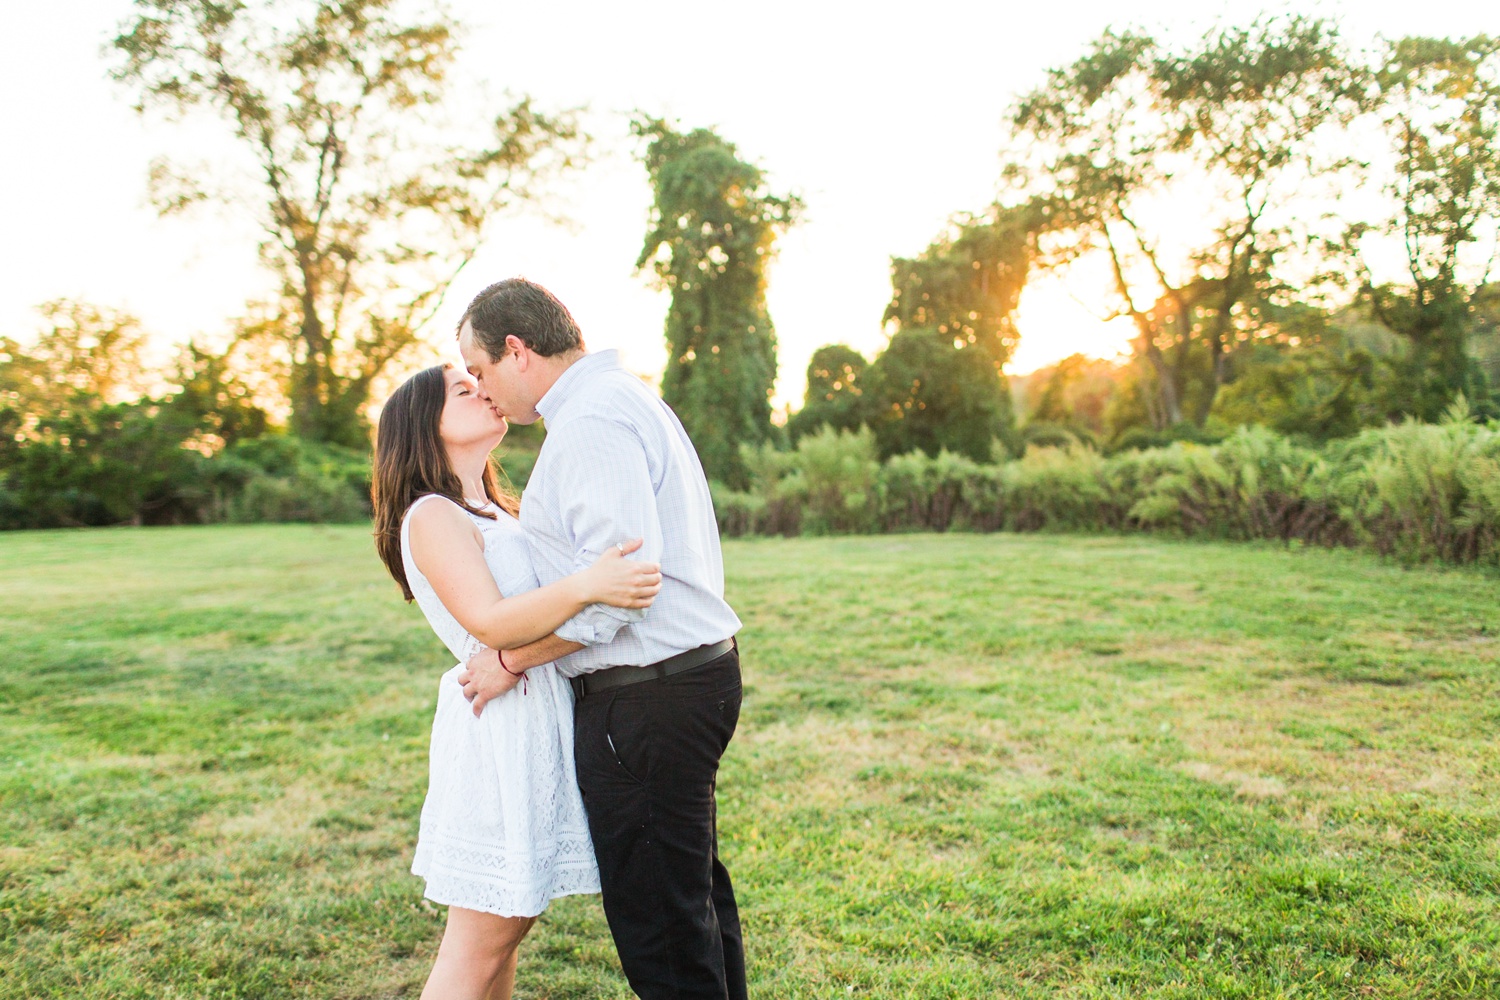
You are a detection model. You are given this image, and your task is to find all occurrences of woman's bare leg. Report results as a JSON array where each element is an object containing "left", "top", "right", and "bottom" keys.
[
  {"left": 420, "top": 906, "right": 535, "bottom": 1000},
  {"left": 484, "top": 944, "right": 522, "bottom": 1000}
]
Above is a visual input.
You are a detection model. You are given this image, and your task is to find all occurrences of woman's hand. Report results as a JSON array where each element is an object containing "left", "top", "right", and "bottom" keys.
[{"left": 581, "top": 538, "right": 662, "bottom": 608}]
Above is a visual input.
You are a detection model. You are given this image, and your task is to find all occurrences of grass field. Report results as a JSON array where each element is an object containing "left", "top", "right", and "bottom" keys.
[{"left": 1, "top": 527, "right": 1498, "bottom": 999}]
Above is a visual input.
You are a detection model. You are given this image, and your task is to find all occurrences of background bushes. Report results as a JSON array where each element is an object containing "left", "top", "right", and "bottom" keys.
[
  {"left": 0, "top": 425, "right": 371, "bottom": 530},
  {"left": 713, "top": 413, "right": 1500, "bottom": 569}
]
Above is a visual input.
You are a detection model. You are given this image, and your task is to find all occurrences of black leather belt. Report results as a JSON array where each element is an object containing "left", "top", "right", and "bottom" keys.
[{"left": 569, "top": 638, "right": 735, "bottom": 700}]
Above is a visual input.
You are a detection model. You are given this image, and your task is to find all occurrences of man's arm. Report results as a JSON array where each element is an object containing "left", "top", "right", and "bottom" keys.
[
  {"left": 505, "top": 634, "right": 584, "bottom": 670},
  {"left": 548, "top": 414, "right": 665, "bottom": 647}
]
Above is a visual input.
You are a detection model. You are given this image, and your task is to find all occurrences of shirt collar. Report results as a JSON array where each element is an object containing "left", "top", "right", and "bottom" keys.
[{"left": 535, "top": 349, "right": 621, "bottom": 423}]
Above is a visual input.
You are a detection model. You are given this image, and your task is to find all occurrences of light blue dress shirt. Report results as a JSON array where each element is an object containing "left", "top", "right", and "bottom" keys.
[{"left": 520, "top": 350, "right": 742, "bottom": 678}]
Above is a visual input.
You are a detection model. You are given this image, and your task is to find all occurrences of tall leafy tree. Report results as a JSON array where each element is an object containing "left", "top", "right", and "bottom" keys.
[
  {"left": 1343, "top": 36, "right": 1500, "bottom": 420},
  {"left": 112, "top": 0, "right": 586, "bottom": 447},
  {"left": 870, "top": 208, "right": 1034, "bottom": 459},
  {"left": 1009, "top": 17, "right": 1367, "bottom": 430},
  {"left": 635, "top": 117, "right": 801, "bottom": 487},
  {"left": 884, "top": 206, "right": 1036, "bottom": 370}
]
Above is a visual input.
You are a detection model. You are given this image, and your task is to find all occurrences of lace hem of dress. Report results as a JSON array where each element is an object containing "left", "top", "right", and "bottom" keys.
[
  {"left": 411, "top": 824, "right": 599, "bottom": 916},
  {"left": 413, "top": 847, "right": 600, "bottom": 917}
]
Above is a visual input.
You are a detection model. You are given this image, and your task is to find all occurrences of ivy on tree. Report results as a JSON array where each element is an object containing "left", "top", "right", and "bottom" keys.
[{"left": 635, "top": 117, "right": 800, "bottom": 488}]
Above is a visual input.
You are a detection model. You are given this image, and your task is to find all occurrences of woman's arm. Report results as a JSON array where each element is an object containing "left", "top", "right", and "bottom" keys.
[
  {"left": 408, "top": 499, "right": 660, "bottom": 652},
  {"left": 458, "top": 635, "right": 586, "bottom": 715}
]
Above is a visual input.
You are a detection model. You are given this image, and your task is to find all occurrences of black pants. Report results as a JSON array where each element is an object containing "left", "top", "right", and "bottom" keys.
[{"left": 573, "top": 647, "right": 747, "bottom": 1000}]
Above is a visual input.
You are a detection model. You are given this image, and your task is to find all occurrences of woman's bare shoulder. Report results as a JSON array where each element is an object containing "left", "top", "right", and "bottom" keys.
[{"left": 407, "top": 495, "right": 484, "bottom": 547}]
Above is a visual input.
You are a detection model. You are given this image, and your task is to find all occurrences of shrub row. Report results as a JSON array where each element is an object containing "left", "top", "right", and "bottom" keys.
[
  {"left": 0, "top": 431, "right": 370, "bottom": 530},
  {"left": 711, "top": 409, "right": 1500, "bottom": 568}
]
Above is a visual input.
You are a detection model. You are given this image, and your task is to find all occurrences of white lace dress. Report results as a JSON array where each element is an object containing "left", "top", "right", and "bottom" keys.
[{"left": 401, "top": 493, "right": 599, "bottom": 916}]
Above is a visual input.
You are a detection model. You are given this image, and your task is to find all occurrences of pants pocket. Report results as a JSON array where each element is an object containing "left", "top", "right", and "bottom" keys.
[{"left": 602, "top": 691, "right": 648, "bottom": 785}]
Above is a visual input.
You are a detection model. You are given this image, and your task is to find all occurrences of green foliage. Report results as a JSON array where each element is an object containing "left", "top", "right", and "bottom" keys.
[
  {"left": 1004, "top": 443, "right": 1117, "bottom": 532},
  {"left": 786, "top": 425, "right": 880, "bottom": 535},
  {"left": 721, "top": 427, "right": 880, "bottom": 537},
  {"left": 216, "top": 436, "right": 371, "bottom": 524},
  {"left": 111, "top": 0, "right": 586, "bottom": 446},
  {"left": 878, "top": 449, "right": 1002, "bottom": 532},
  {"left": 1125, "top": 427, "right": 1347, "bottom": 543},
  {"left": 789, "top": 211, "right": 1028, "bottom": 462},
  {"left": 0, "top": 301, "right": 155, "bottom": 415},
  {"left": 1209, "top": 339, "right": 1385, "bottom": 440},
  {"left": 884, "top": 206, "right": 1037, "bottom": 369},
  {"left": 0, "top": 305, "right": 358, "bottom": 528},
  {"left": 0, "top": 398, "right": 212, "bottom": 529},
  {"left": 1335, "top": 400, "right": 1500, "bottom": 562},
  {"left": 0, "top": 304, "right": 214, "bottom": 528},
  {"left": 866, "top": 327, "right": 1011, "bottom": 462},
  {"left": 1339, "top": 36, "right": 1500, "bottom": 421},
  {"left": 713, "top": 416, "right": 1500, "bottom": 568},
  {"left": 785, "top": 345, "right": 873, "bottom": 443},
  {"left": 635, "top": 117, "right": 800, "bottom": 487},
  {"left": 167, "top": 341, "right": 272, "bottom": 448}
]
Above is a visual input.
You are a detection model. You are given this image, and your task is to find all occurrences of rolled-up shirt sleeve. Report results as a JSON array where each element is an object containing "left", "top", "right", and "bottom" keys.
[{"left": 548, "top": 414, "right": 662, "bottom": 647}]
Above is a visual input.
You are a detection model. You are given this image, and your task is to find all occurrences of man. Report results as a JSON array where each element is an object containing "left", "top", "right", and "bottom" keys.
[{"left": 453, "top": 277, "right": 747, "bottom": 1000}]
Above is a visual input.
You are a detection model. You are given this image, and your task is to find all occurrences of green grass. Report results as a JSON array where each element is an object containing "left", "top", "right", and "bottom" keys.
[{"left": 2, "top": 527, "right": 1498, "bottom": 998}]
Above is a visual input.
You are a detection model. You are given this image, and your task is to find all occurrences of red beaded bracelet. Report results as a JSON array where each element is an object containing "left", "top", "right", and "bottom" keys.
[{"left": 498, "top": 649, "right": 527, "bottom": 695}]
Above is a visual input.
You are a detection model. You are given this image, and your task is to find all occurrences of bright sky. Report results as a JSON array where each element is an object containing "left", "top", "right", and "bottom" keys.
[{"left": 2, "top": 0, "right": 1491, "bottom": 410}]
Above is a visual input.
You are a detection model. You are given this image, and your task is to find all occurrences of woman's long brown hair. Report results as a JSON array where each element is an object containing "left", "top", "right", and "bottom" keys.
[{"left": 372, "top": 364, "right": 520, "bottom": 601}]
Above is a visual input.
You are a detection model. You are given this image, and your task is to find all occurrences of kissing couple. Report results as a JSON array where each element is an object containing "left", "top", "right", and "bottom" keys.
[{"left": 371, "top": 278, "right": 748, "bottom": 1000}]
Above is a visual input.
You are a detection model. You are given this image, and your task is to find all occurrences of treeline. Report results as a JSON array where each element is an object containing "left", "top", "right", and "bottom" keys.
[
  {"left": 0, "top": 303, "right": 369, "bottom": 528},
  {"left": 782, "top": 23, "right": 1500, "bottom": 468},
  {"left": 715, "top": 405, "right": 1500, "bottom": 568},
  {"left": 5, "top": 5, "right": 1499, "bottom": 536}
]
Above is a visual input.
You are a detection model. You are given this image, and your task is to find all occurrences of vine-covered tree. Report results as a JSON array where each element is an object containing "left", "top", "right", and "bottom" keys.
[
  {"left": 635, "top": 117, "right": 801, "bottom": 487},
  {"left": 1009, "top": 17, "right": 1367, "bottom": 430},
  {"left": 112, "top": 0, "right": 586, "bottom": 447}
]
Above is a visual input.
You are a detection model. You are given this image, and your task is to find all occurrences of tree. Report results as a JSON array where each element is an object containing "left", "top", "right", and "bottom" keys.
[
  {"left": 1009, "top": 17, "right": 1367, "bottom": 430},
  {"left": 884, "top": 206, "right": 1036, "bottom": 371},
  {"left": 0, "top": 303, "right": 216, "bottom": 527},
  {"left": 1342, "top": 36, "right": 1500, "bottom": 420},
  {"left": 786, "top": 344, "right": 873, "bottom": 442},
  {"left": 112, "top": 0, "right": 586, "bottom": 447},
  {"left": 1208, "top": 308, "right": 1384, "bottom": 442},
  {"left": 635, "top": 118, "right": 800, "bottom": 487},
  {"left": 166, "top": 340, "right": 272, "bottom": 449},
  {"left": 866, "top": 327, "right": 1008, "bottom": 461},
  {"left": 868, "top": 209, "right": 1033, "bottom": 459},
  {"left": 0, "top": 301, "right": 155, "bottom": 418}
]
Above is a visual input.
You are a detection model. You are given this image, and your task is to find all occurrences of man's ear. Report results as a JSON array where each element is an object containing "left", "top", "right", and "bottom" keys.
[{"left": 506, "top": 334, "right": 531, "bottom": 371}]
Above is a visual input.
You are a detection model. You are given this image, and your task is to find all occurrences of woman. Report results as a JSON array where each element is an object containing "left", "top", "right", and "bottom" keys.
[{"left": 372, "top": 363, "right": 661, "bottom": 1000}]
